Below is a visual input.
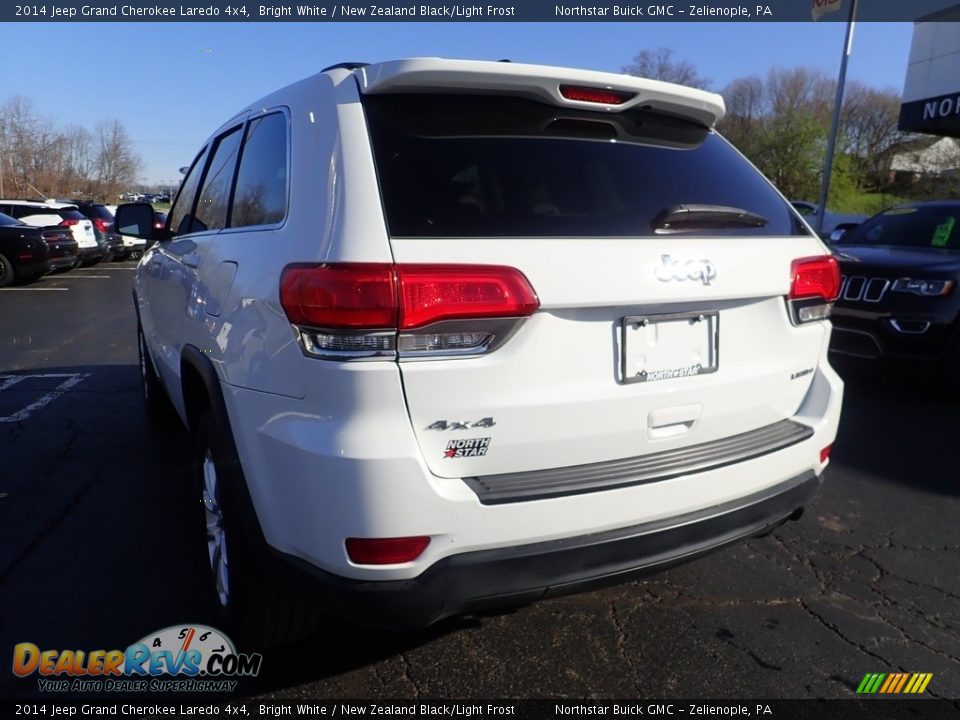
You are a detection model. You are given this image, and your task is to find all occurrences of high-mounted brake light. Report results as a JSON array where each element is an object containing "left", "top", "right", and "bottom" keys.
[
  {"left": 559, "top": 85, "right": 635, "bottom": 105},
  {"left": 280, "top": 263, "right": 540, "bottom": 360},
  {"left": 345, "top": 536, "right": 430, "bottom": 565},
  {"left": 788, "top": 256, "right": 840, "bottom": 325}
]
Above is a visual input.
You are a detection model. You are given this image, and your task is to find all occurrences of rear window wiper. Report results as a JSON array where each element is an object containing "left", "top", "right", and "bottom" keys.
[{"left": 652, "top": 204, "right": 769, "bottom": 234}]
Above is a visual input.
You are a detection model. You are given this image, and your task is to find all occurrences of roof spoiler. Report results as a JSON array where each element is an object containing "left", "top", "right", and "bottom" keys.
[{"left": 355, "top": 58, "right": 725, "bottom": 128}]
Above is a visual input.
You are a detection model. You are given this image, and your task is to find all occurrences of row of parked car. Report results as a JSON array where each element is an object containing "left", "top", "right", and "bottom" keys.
[{"left": 0, "top": 199, "right": 165, "bottom": 288}]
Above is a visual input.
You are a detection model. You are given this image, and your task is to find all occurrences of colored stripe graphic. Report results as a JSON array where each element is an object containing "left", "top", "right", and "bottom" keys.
[{"left": 857, "top": 672, "right": 933, "bottom": 694}]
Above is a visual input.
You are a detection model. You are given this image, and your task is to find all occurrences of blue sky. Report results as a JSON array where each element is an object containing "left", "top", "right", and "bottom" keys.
[{"left": 0, "top": 22, "right": 913, "bottom": 184}]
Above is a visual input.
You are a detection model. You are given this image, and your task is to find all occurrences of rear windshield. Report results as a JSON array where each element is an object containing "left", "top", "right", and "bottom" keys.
[
  {"left": 83, "top": 204, "right": 114, "bottom": 220},
  {"left": 843, "top": 205, "right": 960, "bottom": 250},
  {"left": 363, "top": 94, "right": 807, "bottom": 238},
  {"left": 58, "top": 210, "right": 86, "bottom": 221}
]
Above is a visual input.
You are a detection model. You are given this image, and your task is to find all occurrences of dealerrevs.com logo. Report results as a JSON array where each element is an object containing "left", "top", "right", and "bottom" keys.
[{"left": 13, "top": 624, "right": 261, "bottom": 693}]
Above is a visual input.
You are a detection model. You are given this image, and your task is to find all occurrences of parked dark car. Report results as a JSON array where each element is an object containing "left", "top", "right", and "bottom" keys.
[
  {"left": 829, "top": 201, "right": 960, "bottom": 393},
  {"left": 70, "top": 200, "right": 126, "bottom": 261},
  {"left": 0, "top": 211, "right": 78, "bottom": 287}
]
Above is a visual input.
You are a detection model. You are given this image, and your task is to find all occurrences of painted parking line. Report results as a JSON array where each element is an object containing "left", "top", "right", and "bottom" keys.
[
  {"left": 0, "top": 287, "right": 68, "bottom": 291},
  {"left": 0, "top": 373, "right": 90, "bottom": 423},
  {"left": 75, "top": 267, "right": 137, "bottom": 271},
  {"left": 51, "top": 275, "right": 111, "bottom": 279}
]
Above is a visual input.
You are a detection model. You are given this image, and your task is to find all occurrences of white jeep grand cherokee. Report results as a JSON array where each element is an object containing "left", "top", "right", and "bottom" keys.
[{"left": 117, "top": 58, "right": 843, "bottom": 647}]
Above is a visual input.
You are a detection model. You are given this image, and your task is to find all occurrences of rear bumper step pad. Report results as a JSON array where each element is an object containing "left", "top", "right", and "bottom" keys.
[{"left": 464, "top": 419, "right": 813, "bottom": 504}]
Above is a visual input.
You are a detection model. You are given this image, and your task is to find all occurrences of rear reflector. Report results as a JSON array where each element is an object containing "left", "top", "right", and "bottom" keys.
[
  {"left": 820, "top": 445, "right": 832, "bottom": 463},
  {"left": 560, "top": 85, "right": 635, "bottom": 105},
  {"left": 280, "top": 263, "right": 539, "bottom": 331},
  {"left": 790, "top": 256, "right": 841, "bottom": 302},
  {"left": 345, "top": 536, "right": 430, "bottom": 565}
]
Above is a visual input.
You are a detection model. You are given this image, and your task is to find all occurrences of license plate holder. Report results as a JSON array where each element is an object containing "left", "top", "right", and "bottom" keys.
[{"left": 620, "top": 311, "right": 719, "bottom": 384}]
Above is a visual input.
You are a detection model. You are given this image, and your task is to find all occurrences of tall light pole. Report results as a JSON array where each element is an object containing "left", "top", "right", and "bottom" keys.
[{"left": 816, "top": 0, "right": 859, "bottom": 234}]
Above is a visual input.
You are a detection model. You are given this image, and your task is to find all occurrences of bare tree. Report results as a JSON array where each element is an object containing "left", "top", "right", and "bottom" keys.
[
  {"left": 841, "top": 82, "right": 907, "bottom": 189},
  {"left": 717, "top": 75, "right": 765, "bottom": 147},
  {"left": 622, "top": 48, "right": 711, "bottom": 89},
  {"left": 0, "top": 96, "right": 140, "bottom": 200},
  {"left": 93, "top": 119, "right": 140, "bottom": 200}
]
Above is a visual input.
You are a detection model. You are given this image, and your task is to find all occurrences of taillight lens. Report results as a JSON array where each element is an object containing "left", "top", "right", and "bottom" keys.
[
  {"left": 790, "top": 256, "right": 841, "bottom": 302},
  {"left": 397, "top": 265, "right": 539, "bottom": 329},
  {"left": 788, "top": 256, "right": 840, "bottom": 325},
  {"left": 280, "top": 263, "right": 398, "bottom": 329},
  {"left": 93, "top": 218, "right": 111, "bottom": 233},
  {"left": 280, "top": 263, "right": 540, "bottom": 360},
  {"left": 559, "top": 85, "right": 635, "bottom": 105},
  {"left": 345, "top": 536, "right": 430, "bottom": 565},
  {"left": 59, "top": 219, "right": 79, "bottom": 227}
]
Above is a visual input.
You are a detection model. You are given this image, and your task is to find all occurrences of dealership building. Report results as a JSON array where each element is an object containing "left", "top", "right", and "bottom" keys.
[{"left": 899, "top": 5, "right": 960, "bottom": 137}]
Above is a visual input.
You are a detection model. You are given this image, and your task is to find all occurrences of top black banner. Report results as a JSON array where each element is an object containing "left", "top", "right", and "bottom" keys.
[{"left": 4, "top": 0, "right": 960, "bottom": 22}]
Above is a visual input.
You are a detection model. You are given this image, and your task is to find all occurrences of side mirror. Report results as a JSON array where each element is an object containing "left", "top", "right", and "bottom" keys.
[
  {"left": 829, "top": 228, "right": 847, "bottom": 243},
  {"left": 115, "top": 202, "right": 164, "bottom": 241}
]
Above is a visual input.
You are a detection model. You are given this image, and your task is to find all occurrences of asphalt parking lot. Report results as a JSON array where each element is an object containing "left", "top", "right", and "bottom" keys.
[{"left": 1, "top": 265, "right": 958, "bottom": 701}]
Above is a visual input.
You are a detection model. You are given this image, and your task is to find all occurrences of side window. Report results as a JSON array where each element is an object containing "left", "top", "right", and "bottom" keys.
[
  {"left": 169, "top": 148, "right": 209, "bottom": 236},
  {"left": 230, "top": 113, "right": 288, "bottom": 228},
  {"left": 193, "top": 127, "right": 243, "bottom": 233}
]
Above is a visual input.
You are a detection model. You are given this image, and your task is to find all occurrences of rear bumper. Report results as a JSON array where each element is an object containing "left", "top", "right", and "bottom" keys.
[
  {"left": 274, "top": 470, "right": 820, "bottom": 629},
  {"left": 830, "top": 309, "right": 958, "bottom": 362},
  {"left": 77, "top": 246, "right": 105, "bottom": 262}
]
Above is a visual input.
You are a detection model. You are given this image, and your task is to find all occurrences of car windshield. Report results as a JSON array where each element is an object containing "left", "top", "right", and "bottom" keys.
[
  {"left": 842, "top": 205, "right": 960, "bottom": 250},
  {"left": 0, "top": 211, "right": 22, "bottom": 226},
  {"left": 363, "top": 94, "right": 808, "bottom": 238}
]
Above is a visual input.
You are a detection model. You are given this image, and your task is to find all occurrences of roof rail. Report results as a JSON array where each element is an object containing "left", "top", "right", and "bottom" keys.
[{"left": 321, "top": 62, "right": 370, "bottom": 72}]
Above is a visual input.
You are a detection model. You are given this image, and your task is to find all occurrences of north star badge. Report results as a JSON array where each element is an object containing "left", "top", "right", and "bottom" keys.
[{"left": 443, "top": 437, "right": 491, "bottom": 458}]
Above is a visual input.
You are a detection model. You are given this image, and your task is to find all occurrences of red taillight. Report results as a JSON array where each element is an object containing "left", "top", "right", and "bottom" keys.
[
  {"left": 59, "top": 219, "right": 79, "bottom": 227},
  {"left": 820, "top": 445, "right": 832, "bottom": 463},
  {"left": 345, "top": 536, "right": 430, "bottom": 565},
  {"left": 559, "top": 85, "right": 635, "bottom": 105},
  {"left": 280, "top": 263, "right": 398, "bottom": 329},
  {"left": 790, "top": 256, "right": 841, "bottom": 302},
  {"left": 279, "top": 263, "right": 539, "bottom": 330},
  {"left": 93, "top": 218, "right": 111, "bottom": 233},
  {"left": 397, "top": 265, "right": 540, "bottom": 329}
]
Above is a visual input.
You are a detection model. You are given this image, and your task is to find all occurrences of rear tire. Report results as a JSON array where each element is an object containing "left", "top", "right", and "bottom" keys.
[
  {"left": 193, "top": 411, "right": 319, "bottom": 649},
  {"left": 0, "top": 253, "right": 14, "bottom": 288}
]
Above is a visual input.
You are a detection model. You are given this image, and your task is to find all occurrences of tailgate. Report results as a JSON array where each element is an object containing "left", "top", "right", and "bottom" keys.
[{"left": 360, "top": 90, "right": 829, "bottom": 480}]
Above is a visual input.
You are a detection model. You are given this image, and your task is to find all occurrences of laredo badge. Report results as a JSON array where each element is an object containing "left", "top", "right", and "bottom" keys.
[{"left": 444, "top": 438, "right": 491, "bottom": 458}]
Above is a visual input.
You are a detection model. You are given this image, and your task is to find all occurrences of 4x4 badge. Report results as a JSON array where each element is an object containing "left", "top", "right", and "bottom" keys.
[{"left": 426, "top": 417, "right": 496, "bottom": 431}]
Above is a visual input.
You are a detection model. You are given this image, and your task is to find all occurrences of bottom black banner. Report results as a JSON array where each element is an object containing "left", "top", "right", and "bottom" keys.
[{"left": 2, "top": 699, "right": 957, "bottom": 720}]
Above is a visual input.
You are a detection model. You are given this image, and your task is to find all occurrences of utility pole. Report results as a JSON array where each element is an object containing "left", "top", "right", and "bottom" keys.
[{"left": 816, "top": 0, "right": 859, "bottom": 234}]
